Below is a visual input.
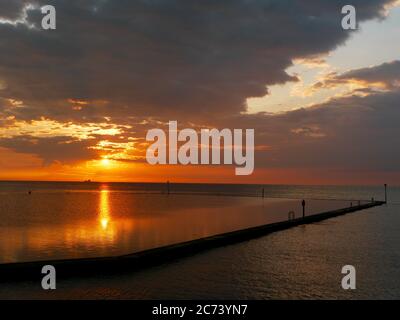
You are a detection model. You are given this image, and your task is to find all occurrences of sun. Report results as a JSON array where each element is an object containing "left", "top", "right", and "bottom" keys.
[{"left": 101, "top": 158, "right": 111, "bottom": 166}]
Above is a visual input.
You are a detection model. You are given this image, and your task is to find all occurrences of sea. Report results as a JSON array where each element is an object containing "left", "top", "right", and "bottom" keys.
[{"left": 0, "top": 181, "right": 399, "bottom": 299}]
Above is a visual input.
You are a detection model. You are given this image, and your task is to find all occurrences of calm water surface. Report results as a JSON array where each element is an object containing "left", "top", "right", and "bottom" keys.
[
  {"left": 0, "top": 182, "right": 356, "bottom": 263},
  {"left": 0, "top": 182, "right": 398, "bottom": 299}
]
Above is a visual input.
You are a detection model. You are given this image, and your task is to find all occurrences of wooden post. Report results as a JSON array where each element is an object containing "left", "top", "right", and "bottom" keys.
[
  {"left": 302, "top": 199, "right": 305, "bottom": 218},
  {"left": 384, "top": 184, "right": 387, "bottom": 203},
  {"left": 167, "top": 180, "right": 170, "bottom": 195}
]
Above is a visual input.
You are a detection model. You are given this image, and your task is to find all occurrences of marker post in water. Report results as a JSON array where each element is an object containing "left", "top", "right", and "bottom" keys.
[{"left": 384, "top": 184, "right": 387, "bottom": 203}]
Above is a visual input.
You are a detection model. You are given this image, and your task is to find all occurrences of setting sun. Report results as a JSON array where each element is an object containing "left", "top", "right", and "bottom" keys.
[{"left": 101, "top": 159, "right": 111, "bottom": 167}]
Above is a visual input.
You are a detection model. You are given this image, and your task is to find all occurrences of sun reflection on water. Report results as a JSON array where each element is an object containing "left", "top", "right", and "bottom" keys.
[{"left": 99, "top": 187, "right": 111, "bottom": 230}]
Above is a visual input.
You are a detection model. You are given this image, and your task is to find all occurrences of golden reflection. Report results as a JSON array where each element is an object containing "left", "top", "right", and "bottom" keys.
[{"left": 99, "top": 188, "right": 111, "bottom": 230}]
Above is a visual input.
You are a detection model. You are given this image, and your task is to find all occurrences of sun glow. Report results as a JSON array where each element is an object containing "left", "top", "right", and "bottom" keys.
[{"left": 101, "top": 158, "right": 111, "bottom": 167}]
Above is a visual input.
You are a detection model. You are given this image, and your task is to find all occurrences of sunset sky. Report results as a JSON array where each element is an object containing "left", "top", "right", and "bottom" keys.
[{"left": 1, "top": 0, "right": 400, "bottom": 185}]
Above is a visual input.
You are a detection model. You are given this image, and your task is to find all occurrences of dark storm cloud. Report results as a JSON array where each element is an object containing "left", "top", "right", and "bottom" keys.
[{"left": 0, "top": 0, "right": 395, "bottom": 122}]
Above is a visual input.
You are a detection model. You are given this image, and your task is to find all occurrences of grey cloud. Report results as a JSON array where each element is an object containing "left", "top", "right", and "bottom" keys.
[
  {"left": 0, "top": 0, "right": 30, "bottom": 21},
  {"left": 338, "top": 60, "right": 400, "bottom": 88},
  {"left": 1, "top": 0, "right": 399, "bottom": 175},
  {"left": 209, "top": 90, "right": 400, "bottom": 172},
  {"left": 0, "top": 135, "right": 98, "bottom": 165},
  {"left": 2, "top": 89, "right": 400, "bottom": 173},
  {"left": 0, "top": 0, "right": 395, "bottom": 123},
  {"left": 312, "top": 60, "right": 400, "bottom": 91}
]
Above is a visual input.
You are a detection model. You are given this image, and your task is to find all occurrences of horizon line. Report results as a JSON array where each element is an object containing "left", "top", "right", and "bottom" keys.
[{"left": 0, "top": 179, "right": 394, "bottom": 188}]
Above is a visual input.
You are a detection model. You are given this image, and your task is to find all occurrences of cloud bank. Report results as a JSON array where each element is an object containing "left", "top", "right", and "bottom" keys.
[{"left": 0, "top": 0, "right": 399, "bottom": 182}]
